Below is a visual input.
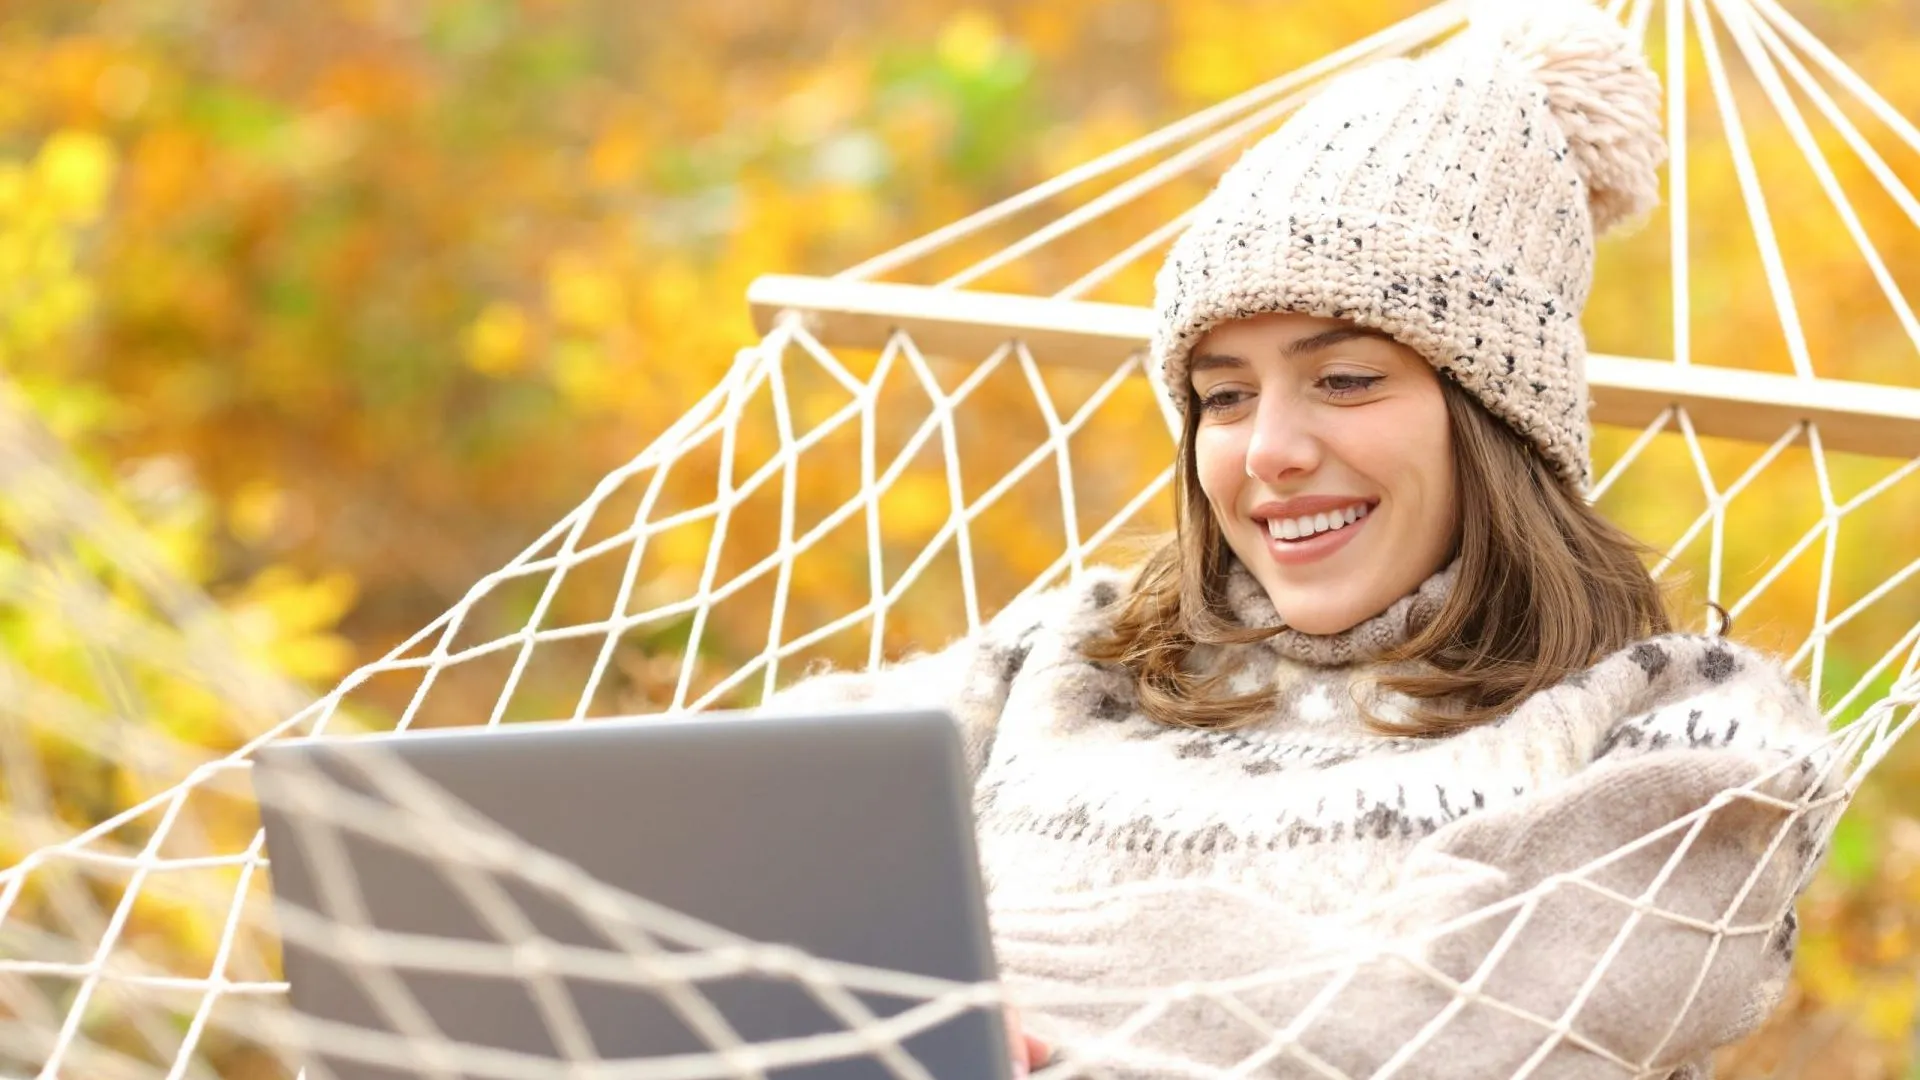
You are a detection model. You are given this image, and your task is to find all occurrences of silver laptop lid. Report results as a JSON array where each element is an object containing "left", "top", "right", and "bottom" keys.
[{"left": 252, "top": 707, "right": 1010, "bottom": 1080}]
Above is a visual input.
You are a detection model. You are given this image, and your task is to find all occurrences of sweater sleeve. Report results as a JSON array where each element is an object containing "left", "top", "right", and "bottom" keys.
[
  {"left": 1362, "top": 639, "right": 1838, "bottom": 1077},
  {"left": 1024, "top": 643, "right": 1840, "bottom": 1079},
  {"left": 757, "top": 575, "right": 1105, "bottom": 780},
  {"left": 1357, "top": 746, "right": 1836, "bottom": 1078}
]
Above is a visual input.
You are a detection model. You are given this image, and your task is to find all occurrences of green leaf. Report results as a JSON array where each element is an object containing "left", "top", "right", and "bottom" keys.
[
  {"left": 182, "top": 86, "right": 295, "bottom": 152},
  {"left": 1827, "top": 812, "right": 1880, "bottom": 886}
]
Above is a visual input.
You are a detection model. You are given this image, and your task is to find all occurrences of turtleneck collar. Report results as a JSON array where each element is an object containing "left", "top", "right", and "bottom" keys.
[{"left": 1221, "top": 555, "right": 1459, "bottom": 667}]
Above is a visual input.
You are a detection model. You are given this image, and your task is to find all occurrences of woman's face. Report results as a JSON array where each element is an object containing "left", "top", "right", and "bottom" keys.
[{"left": 1189, "top": 313, "right": 1458, "bottom": 635}]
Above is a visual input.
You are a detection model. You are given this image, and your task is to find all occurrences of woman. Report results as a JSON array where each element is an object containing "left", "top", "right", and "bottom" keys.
[{"left": 773, "top": 2, "right": 1835, "bottom": 1076}]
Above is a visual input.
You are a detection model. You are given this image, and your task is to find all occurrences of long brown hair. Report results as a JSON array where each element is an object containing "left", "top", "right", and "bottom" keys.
[{"left": 1085, "top": 376, "right": 1675, "bottom": 736}]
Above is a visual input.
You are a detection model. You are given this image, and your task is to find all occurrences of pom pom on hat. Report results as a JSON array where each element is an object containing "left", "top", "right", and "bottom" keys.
[{"left": 1474, "top": 0, "right": 1666, "bottom": 234}]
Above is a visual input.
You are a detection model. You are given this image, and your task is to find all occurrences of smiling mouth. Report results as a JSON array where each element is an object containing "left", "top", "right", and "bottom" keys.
[{"left": 1264, "top": 503, "right": 1371, "bottom": 543}]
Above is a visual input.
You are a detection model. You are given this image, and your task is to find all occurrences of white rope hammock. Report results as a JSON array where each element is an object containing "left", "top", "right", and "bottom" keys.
[{"left": 2, "top": 0, "right": 1917, "bottom": 1076}]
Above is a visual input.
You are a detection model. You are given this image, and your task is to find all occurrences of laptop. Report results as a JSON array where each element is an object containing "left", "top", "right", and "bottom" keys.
[{"left": 251, "top": 707, "right": 1011, "bottom": 1080}]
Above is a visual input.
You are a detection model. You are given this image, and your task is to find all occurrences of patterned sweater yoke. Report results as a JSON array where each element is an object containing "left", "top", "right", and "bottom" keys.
[{"left": 767, "top": 562, "right": 1836, "bottom": 1079}]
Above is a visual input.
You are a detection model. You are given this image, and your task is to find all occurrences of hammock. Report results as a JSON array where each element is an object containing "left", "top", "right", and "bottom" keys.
[{"left": 3, "top": 0, "right": 1918, "bottom": 1076}]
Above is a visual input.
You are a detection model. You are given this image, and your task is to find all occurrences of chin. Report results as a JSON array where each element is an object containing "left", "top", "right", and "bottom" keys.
[
  {"left": 1236, "top": 534, "right": 1409, "bottom": 635},
  {"left": 1261, "top": 570, "right": 1408, "bottom": 635},
  {"left": 1274, "top": 604, "right": 1367, "bottom": 636}
]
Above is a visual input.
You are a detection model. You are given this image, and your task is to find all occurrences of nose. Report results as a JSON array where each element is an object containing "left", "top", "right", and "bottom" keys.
[{"left": 1242, "top": 393, "right": 1322, "bottom": 482}]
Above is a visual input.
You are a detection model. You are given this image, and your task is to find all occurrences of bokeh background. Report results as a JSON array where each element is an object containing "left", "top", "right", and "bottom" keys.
[{"left": 5, "top": 0, "right": 1920, "bottom": 1075}]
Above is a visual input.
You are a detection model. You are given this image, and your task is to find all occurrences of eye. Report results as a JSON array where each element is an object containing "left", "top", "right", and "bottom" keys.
[
  {"left": 1318, "top": 374, "right": 1384, "bottom": 398},
  {"left": 1197, "top": 388, "right": 1252, "bottom": 416}
]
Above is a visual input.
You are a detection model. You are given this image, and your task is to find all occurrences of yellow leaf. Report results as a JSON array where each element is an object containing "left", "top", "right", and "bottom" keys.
[
  {"left": 643, "top": 258, "right": 701, "bottom": 324},
  {"left": 267, "top": 631, "right": 356, "bottom": 681},
  {"left": 937, "top": 10, "right": 1003, "bottom": 76},
  {"left": 552, "top": 339, "right": 617, "bottom": 409},
  {"left": 816, "top": 184, "right": 880, "bottom": 241},
  {"left": 1861, "top": 976, "right": 1915, "bottom": 1041},
  {"left": 547, "top": 255, "right": 624, "bottom": 333},
  {"left": 1874, "top": 922, "right": 1911, "bottom": 964},
  {"left": 34, "top": 129, "right": 116, "bottom": 223},
  {"left": 587, "top": 127, "right": 645, "bottom": 189},
  {"left": 780, "top": 69, "right": 864, "bottom": 142},
  {"left": 463, "top": 300, "right": 532, "bottom": 377},
  {"left": 0, "top": 162, "right": 27, "bottom": 217},
  {"left": 228, "top": 480, "right": 287, "bottom": 546},
  {"left": 881, "top": 473, "right": 952, "bottom": 539},
  {"left": 236, "top": 565, "right": 359, "bottom": 634},
  {"left": 1793, "top": 933, "right": 1860, "bottom": 1004}
]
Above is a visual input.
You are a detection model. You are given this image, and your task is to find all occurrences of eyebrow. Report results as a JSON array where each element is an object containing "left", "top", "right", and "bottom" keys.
[{"left": 1189, "top": 325, "right": 1397, "bottom": 377}]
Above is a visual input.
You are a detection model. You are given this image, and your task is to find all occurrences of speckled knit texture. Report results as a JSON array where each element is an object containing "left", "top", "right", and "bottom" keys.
[
  {"left": 1147, "top": 0, "right": 1665, "bottom": 491},
  {"left": 1223, "top": 553, "right": 1458, "bottom": 666},
  {"left": 767, "top": 564, "right": 1835, "bottom": 1078}
]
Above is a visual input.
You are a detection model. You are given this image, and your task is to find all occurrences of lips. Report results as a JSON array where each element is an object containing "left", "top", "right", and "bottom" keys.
[{"left": 1251, "top": 499, "right": 1377, "bottom": 566}]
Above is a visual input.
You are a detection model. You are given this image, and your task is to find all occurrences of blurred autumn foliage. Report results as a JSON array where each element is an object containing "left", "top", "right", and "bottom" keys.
[{"left": 4, "top": 0, "right": 1920, "bottom": 1076}]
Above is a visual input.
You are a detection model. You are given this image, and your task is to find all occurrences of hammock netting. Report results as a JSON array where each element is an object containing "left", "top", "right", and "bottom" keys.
[{"left": 3, "top": 0, "right": 1919, "bottom": 1076}]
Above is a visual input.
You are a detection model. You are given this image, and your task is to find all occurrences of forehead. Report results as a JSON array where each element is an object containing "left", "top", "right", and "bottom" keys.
[{"left": 1192, "top": 311, "right": 1355, "bottom": 354}]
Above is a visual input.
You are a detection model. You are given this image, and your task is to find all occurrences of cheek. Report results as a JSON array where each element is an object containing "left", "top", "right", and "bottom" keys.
[
  {"left": 1191, "top": 427, "right": 1246, "bottom": 509},
  {"left": 1399, "top": 402, "right": 1457, "bottom": 534},
  {"left": 1334, "top": 402, "right": 1451, "bottom": 503},
  {"left": 1420, "top": 404, "right": 1455, "bottom": 500}
]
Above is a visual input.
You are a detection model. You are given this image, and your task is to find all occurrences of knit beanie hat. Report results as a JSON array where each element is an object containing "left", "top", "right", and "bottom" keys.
[{"left": 1148, "top": 0, "right": 1665, "bottom": 491}]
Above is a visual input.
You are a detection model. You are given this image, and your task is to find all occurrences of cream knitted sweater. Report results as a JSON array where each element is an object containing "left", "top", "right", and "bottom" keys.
[{"left": 770, "top": 562, "right": 1834, "bottom": 1079}]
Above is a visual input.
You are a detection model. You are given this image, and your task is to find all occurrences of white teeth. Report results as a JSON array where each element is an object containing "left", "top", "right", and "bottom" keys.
[{"left": 1266, "top": 503, "right": 1370, "bottom": 542}]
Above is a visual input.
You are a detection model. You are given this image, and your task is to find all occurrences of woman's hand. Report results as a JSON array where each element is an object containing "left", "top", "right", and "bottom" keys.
[{"left": 1005, "top": 1005, "right": 1050, "bottom": 1077}]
